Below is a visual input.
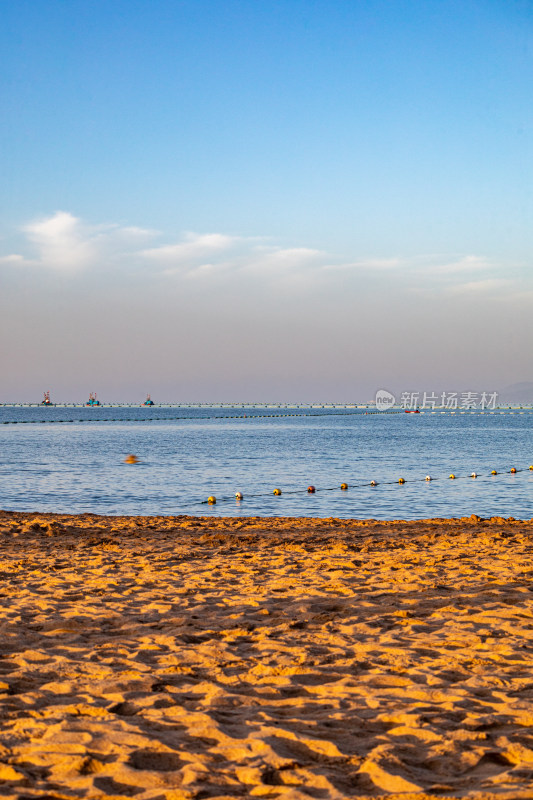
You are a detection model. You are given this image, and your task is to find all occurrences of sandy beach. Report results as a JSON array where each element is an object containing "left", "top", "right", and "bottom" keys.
[{"left": 1, "top": 512, "right": 533, "bottom": 799}]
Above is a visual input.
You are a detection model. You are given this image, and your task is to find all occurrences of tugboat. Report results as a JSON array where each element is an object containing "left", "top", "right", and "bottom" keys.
[
  {"left": 143, "top": 394, "right": 154, "bottom": 406},
  {"left": 41, "top": 391, "right": 53, "bottom": 406},
  {"left": 86, "top": 392, "right": 101, "bottom": 407}
]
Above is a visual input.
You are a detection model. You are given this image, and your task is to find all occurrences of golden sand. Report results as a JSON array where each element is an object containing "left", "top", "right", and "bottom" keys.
[{"left": 1, "top": 511, "right": 533, "bottom": 799}]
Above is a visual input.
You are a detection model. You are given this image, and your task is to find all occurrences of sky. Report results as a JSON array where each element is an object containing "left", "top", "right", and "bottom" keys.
[{"left": 1, "top": 0, "right": 532, "bottom": 402}]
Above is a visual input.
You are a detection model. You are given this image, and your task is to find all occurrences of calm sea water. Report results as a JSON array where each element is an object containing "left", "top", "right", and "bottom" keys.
[{"left": 0, "top": 406, "right": 531, "bottom": 519}]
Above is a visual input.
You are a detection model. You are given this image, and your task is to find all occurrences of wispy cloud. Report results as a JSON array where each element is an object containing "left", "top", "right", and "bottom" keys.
[
  {"left": 448, "top": 278, "right": 512, "bottom": 294},
  {"left": 239, "top": 246, "right": 324, "bottom": 278},
  {"left": 24, "top": 211, "right": 101, "bottom": 272},
  {"left": 0, "top": 212, "right": 526, "bottom": 298},
  {"left": 321, "top": 254, "right": 492, "bottom": 277},
  {"left": 141, "top": 233, "right": 325, "bottom": 284},
  {"left": 428, "top": 255, "right": 490, "bottom": 275},
  {"left": 321, "top": 257, "right": 402, "bottom": 272},
  {"left": 3, "top": 211, "right": 156, "bottom": 273},
  {"left": 142, "top": 232, "right": 238, "bottom": 270},
  {"left": 0, "top": 254, "right": 24, "bottom": 265}
]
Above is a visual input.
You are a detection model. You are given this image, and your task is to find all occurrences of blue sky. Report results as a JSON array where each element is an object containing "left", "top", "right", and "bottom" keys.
[{"left": 1, "top": 0, "right": 532, "bottom": 401}]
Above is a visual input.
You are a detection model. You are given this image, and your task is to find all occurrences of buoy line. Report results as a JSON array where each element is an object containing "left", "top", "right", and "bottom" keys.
[
  {"left": 1, "top": 411, "right": 390, "bottom": 425},
  {"left": 199, "top": 465, "right": 532, "bottom": 506},
  {"left": 2, "top": 409, "right": 531, "bottom": 425}
]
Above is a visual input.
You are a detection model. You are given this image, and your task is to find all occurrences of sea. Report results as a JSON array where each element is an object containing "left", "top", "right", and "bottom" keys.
[{"left": 0, "top": 405, "right": 531, "bottom": 520}]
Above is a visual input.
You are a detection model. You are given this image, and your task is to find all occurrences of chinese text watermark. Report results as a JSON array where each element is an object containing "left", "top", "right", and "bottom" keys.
[{"left": 375, "top": 390, "right": 498, "bottom": 411}]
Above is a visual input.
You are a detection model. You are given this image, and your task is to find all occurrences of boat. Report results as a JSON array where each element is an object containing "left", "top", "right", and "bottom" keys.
[
  {"left": 86, "top": 392, "right": 101, "bottom": 407},
  {"left": 41, "top": 391, "right": 53, "bottom": 406},
  {"left": 143, "top": 394, "right": 154, "bottom": 406},
  {"left": 404, "top": 408, "right": 420, "bottom": 413}
]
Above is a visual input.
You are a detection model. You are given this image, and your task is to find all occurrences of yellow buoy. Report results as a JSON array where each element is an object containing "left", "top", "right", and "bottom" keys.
[
  {"left": 449, "top": 474, "right": 456, "bottom": 479},
  {"left": 340, "top": 483, "right": 348, "bottom": 490},
  {"left": 398, "top": 477, "right": 405, "bottom": 484},
  {"left": 208, "top": 496, "right": 216, "bottom": 504},
  {"left": 510, "top": 467, "right": 517, "bottom": 473},
  {"left": 425, "top": 475, "right": 432, "bottom": 481},
  {"left": 370, "top": 480, "right": 378, "bottom": 486},
  {"left": 471, "top": 472, "right": 477, "bottom": 478},
  {"left": 273, "top": 488, "right": 282, "bottom": 496},
  {"left": 124, "top": 454, "right": 139, "bottom": 464},
  {"left": 491, "top": 470, "right": 497, "bottom": 475},
  {"left": 530, "top": 465, "right": 533, "bottom": 471},
  {"left": 235, "top": 492, "right": 243, "bottom": 500}
]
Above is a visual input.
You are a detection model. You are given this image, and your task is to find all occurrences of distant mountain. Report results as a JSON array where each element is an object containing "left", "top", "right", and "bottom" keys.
[{"left": 498, "top": 382, "right": 533, "bottom": 404}]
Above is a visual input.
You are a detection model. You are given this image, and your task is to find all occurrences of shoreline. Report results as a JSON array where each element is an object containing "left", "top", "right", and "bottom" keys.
[
  {"left": 1, "top": 509, "right": 529, "bottom": 523},
  {"left": 1, "top": 512, "right": 533, "bottom": 798}
]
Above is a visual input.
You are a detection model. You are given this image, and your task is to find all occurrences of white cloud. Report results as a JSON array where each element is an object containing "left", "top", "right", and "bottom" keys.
[
  {"left": 24, "top": 211, "right": 96, "bottom": 271},
  {"left": 0, "top": 254, "right": 24, "bottom": 264},
  {"left": 321, "top": 257, "right": 402, "bottom": 272},
  {"left": 149, "top": 237, "right": 325, "bottom": 282},
  {"left": 1, "top": 212, "right": 157, "bottom": 273},
  {"left": 242, "top": 246, "right": 323, "bottom": 274},
  {"left": 1, "top": 212, "right": 526, "bottom": 299},
  {"left": 322, "top": 254, "right": 491, "bottom": 276},
  {"left": 142, "top": 233, "right": 237, "bottom": 265},
  {"left": 448, "top": 278, "right": 511, "bottom": 294},
  {"left": 426, "top": 255, "right": 490, "bottom": 275}
]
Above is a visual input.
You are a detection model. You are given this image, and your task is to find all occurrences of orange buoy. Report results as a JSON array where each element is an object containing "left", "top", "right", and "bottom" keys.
[
  {"left": 340, "top": 483, "right": 348, "bottom": 490},
  {"left": 273, "top": 488, "right": 282, "bottom": 496},
  {"left": 307, "top": 485, "right": 316, "bottom": 493},
  {"left": 510, "top": 467, "right": 517, "bottom": 473},
  {"left": 235, "top": 491, "right": 243, "bottom": 500},
  {"left": 398, "top": 477, "right": 405, "bottom": 484},
  {"left": 425, "top": 475, "right": 432, "bottom": 481},
  {"left": 471, "top": 472, "right": 477, "bottom": 478},
  {"left": 124, "top": 454, "right": 139, "bottom": 464},
  {"left": 449, "top": 474, "right": 456, "bottom": 479},
  {"left": 208, "top": 496, "right": 216, "bottom": 504},
  {"left": 370, "top": 480, "right": 378, "bottom": 486}
]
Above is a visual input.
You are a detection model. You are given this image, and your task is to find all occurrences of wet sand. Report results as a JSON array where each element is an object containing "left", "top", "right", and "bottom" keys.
[{"left": 1, "top": 511, "right": 533, "bottom": 799}]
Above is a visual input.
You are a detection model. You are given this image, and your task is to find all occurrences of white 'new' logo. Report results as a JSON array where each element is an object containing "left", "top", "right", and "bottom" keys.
[{"left": 375, "top": 389, "right": 396, "bottom": 411}]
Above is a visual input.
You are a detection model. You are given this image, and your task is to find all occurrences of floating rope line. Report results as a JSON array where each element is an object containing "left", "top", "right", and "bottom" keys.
[
  {"left": 1, "top": 412, "right": 353, "bottom": 425},
  {"left": 0, "top": 412, "right": 414, "bottom": 425},
  {"left": 7, "top": 416, "right": 294, "bottom": 425},
  {"left": 198, "top": 465, "right": 532, "bottom": 506},
  {"left": 2, "top": 408, "right": 532, "bottom": 425}
]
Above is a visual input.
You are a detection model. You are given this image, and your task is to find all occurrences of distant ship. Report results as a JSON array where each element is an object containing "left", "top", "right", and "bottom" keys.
[
  {"left": 41, "top": 391, "right": 53, "bottom": 406},
  {"left": 86, "top": 392, "right": 101, "bottom": 407},
  {"left": 143, "top": 394, "right": 154, "bottom": 406}
]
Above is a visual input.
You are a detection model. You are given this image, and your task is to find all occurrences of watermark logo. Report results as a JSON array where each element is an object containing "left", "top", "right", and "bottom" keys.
[
  {"left": 400, "top": 391, "right": 498, "bottom": 410},
  {"left": 375, "top": 389, "right": 396, "bottom": 411},
  {"left": 375, "top": 389, "right": 499, "bottom": 411}
]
